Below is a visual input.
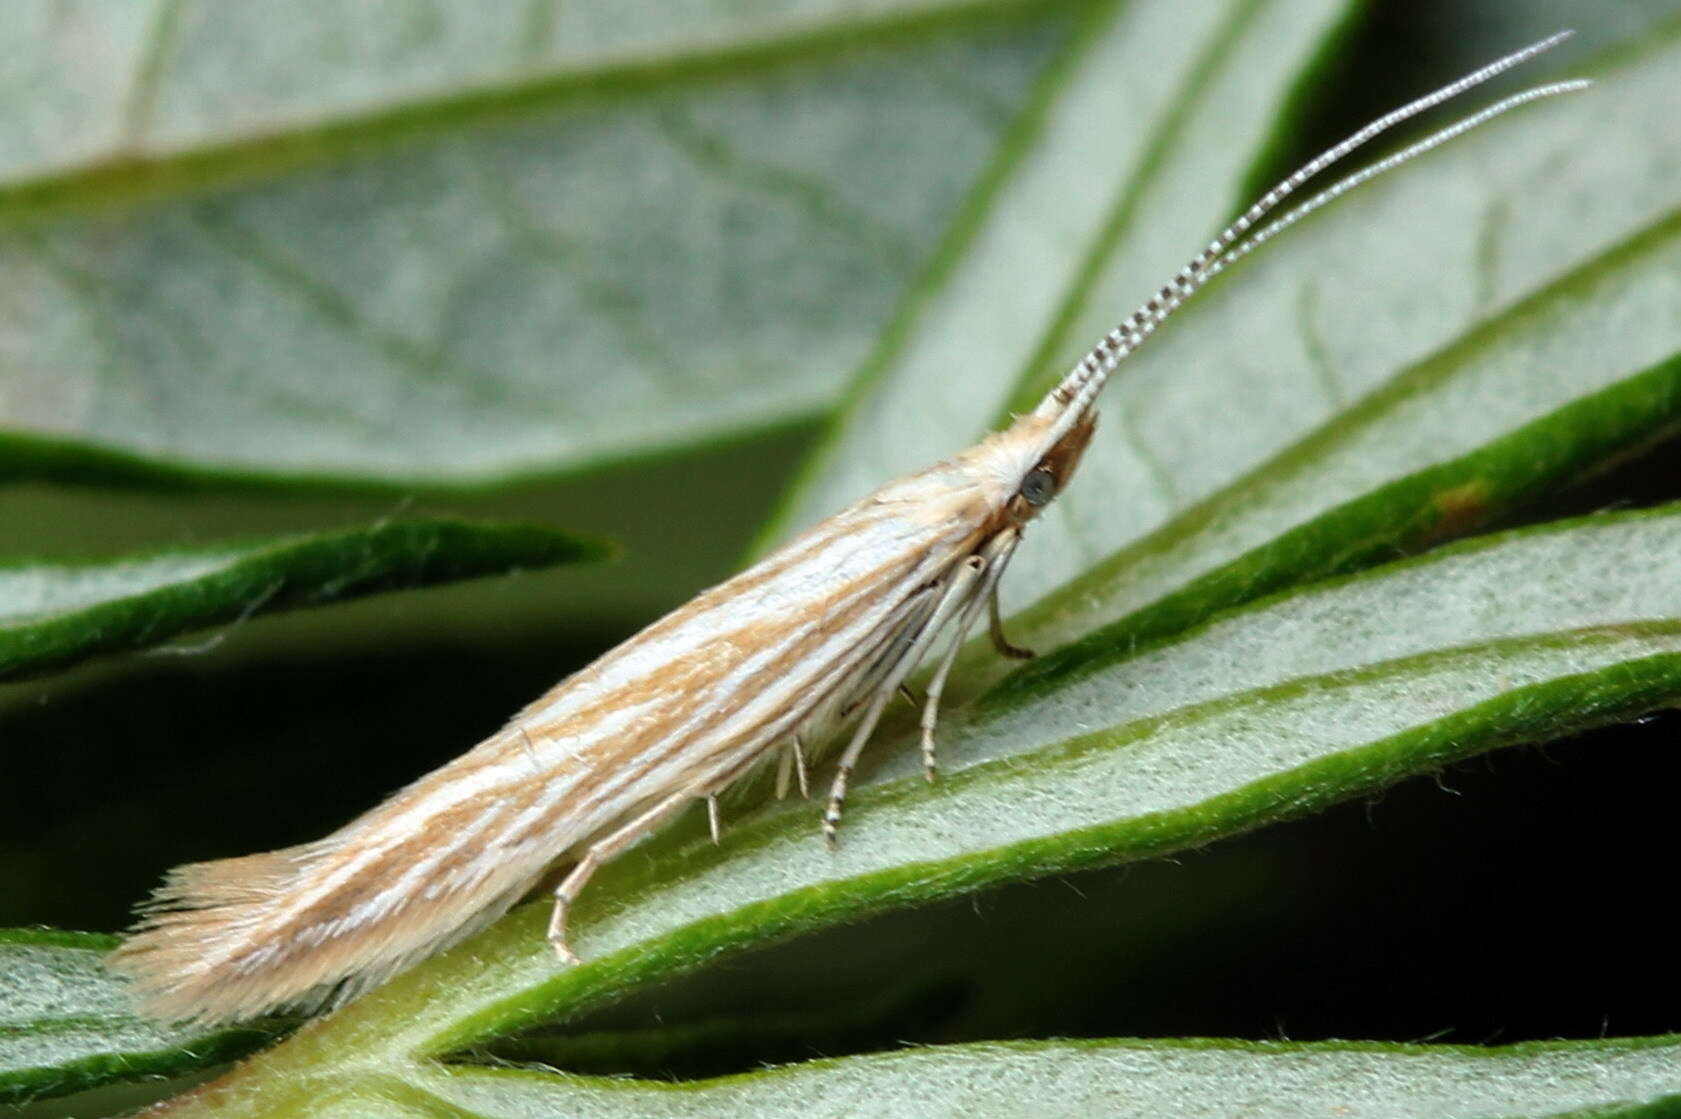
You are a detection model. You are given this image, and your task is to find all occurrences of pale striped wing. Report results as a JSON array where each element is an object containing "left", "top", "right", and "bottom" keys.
[{"left": 111, "top": 462, "right": 995, "bottom": 1023}]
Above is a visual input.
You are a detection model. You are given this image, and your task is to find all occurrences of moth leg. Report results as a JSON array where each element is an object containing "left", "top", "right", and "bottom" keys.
[
  {"left": 548, "top": 789, "right": 694, "bottom": 964},
  {"left": 987, "top": 585, "right": 1034, "bottom": 660},
  {"left": 923, "top": 530, "right": 1022, "bottom": 778},
  {"left": 824, "top": 556, "right": 987, "bottom": 847},
  {"left": 706, "top": 795, "right": 722, "bottom": 844},
  {"left": 921, "top": 567, "right": 995, "bottom": 776},
  {"left": 791, "top": 734, "right": 809, "bottom": 798},
  {"left": 775, "top": 748, "right": 793, "bottom": 799},
  {"left": 774, "top": 735, "right": 810, "bottom": 800},
  {"left": 823, "top": 685, "right": 895, "bottom": 850},
  {"left": 920, "top": 592, "right": 991, "bottom": 782}
]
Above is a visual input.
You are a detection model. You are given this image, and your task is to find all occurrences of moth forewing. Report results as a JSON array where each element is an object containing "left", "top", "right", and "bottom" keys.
[
  {"left": 109, "top": 450, "right": 1015, "bottom": 1024},
  {"left": 109, "top": 33, "right": 1589, "bottom": 1026}
]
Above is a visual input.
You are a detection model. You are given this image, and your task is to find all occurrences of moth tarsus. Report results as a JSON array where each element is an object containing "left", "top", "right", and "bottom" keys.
[
  {"left": 988, "top": 585, "right": 1036, "bottom": 660},
  {"left": 546, "top": 787, "right": 693, "bottom": 966},
  {"left": 107, "top": 32, "right": 1589, "bottom": 1026}
]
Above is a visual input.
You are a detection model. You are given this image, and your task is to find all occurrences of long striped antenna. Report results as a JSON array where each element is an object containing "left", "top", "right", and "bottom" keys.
[{"left": 1038, "top": 30, "right": 1589, "bottom": 424}]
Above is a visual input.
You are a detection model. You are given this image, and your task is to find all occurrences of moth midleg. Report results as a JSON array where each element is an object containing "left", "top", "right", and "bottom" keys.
[
  {"left": 547, "top": 789, "right": 695, "bottom": 963},
  {"left": 822, "top": 553, "right": 989, "bottom": 847}
]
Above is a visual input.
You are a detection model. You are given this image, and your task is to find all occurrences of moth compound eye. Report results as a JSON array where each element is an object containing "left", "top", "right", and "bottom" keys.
[{"left": 1021, "top": 468, "right": 1055, "bottom": 507}]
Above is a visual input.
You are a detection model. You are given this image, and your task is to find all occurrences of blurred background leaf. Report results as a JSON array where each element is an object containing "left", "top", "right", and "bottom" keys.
[{"left": 0, "top": 0, "right": 1073, "bottom": 488}]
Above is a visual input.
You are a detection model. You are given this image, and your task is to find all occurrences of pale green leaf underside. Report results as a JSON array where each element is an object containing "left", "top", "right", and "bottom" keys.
[
  {"left": 414, "top": 1036, "right": 1681, "bottom": 1119},
  {"left": 0, "top": 0, "right": 1053, "bottom": 189},
  {"left": 0, "top": 930, "right": 280, "bottom": 1105},
  {"left": 0, "top": 5, "right": 1066, "bottom": 486}
]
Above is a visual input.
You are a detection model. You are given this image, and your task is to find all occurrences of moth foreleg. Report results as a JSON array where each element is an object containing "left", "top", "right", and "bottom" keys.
[
  {"left": 548, "top": 789, "right": 695, "bottom": 964},
  {"left": 987, "top": 584, "right": 1034, "bottom": 660}
]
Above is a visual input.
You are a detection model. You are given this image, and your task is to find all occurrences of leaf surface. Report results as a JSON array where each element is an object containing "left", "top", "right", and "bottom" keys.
[
  {"left": 0, "top": 929, "right": 281, "bottom": 1106},
  {"left": 416, "top": 1036, "right": 1681, "bottom": 1119},
  {"left": 132, "top": 503, "right": 1681, "bottom": 1116},
  {"left": 0, "top": 1, "right": 1075, "bottom": 487},
  {"left": 0, "top": 518, "right": 606, "bottom": 680}
]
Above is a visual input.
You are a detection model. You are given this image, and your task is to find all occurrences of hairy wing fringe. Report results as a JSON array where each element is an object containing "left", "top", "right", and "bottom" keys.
[{"left": 106, "top": 827, "right": 540, "bottom": 1025}]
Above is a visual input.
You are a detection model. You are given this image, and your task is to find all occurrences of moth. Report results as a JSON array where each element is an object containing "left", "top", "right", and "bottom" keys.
[{"left": 110, "top": 33, "right": 1588, "bottom": 1025}]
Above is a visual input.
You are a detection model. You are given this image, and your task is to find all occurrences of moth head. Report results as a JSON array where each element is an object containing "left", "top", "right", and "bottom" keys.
[{"left": 1004, "top": 406, "right": 1096, "bottom": 525}]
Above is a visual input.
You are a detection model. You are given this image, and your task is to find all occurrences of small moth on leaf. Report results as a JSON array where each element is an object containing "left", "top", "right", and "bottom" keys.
[{"left": 109, "top": 33, "right": 1589, "bottom": 1025}]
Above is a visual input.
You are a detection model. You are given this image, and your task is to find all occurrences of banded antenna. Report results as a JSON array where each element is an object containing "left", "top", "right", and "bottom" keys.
[{"left": 1041, "top": 30, "right": 1591, "bottom": 420}]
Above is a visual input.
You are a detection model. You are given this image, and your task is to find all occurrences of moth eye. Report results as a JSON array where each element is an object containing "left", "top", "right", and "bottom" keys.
[{"left": 1020, "top": 468, "right": 1055, "bottom": 507}]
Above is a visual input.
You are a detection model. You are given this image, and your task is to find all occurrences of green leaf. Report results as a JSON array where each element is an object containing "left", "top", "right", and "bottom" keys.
[
  {"left": 0, "top": 929, "right": 282, "bottom": 1106},
  {"left": 0, "top": 518, "right": 607, "bottom": 680},
  {"left": 421, "top": 1036, "right": 1681, "bottom": 1118},
  {"left": 125, "top": 503, "right": 1681, "bottom": 1115},
  {"left": 491, "top": 975, "right": 958, "bottom": 1080},
  {"left": 0, "top": 1, "right": 1076, "bottom": 488}
]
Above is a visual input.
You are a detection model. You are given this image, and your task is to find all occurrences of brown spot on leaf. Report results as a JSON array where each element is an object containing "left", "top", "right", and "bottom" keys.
[{"left": 1416, "top": 480, "right": 1494, "bottom": 548}]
